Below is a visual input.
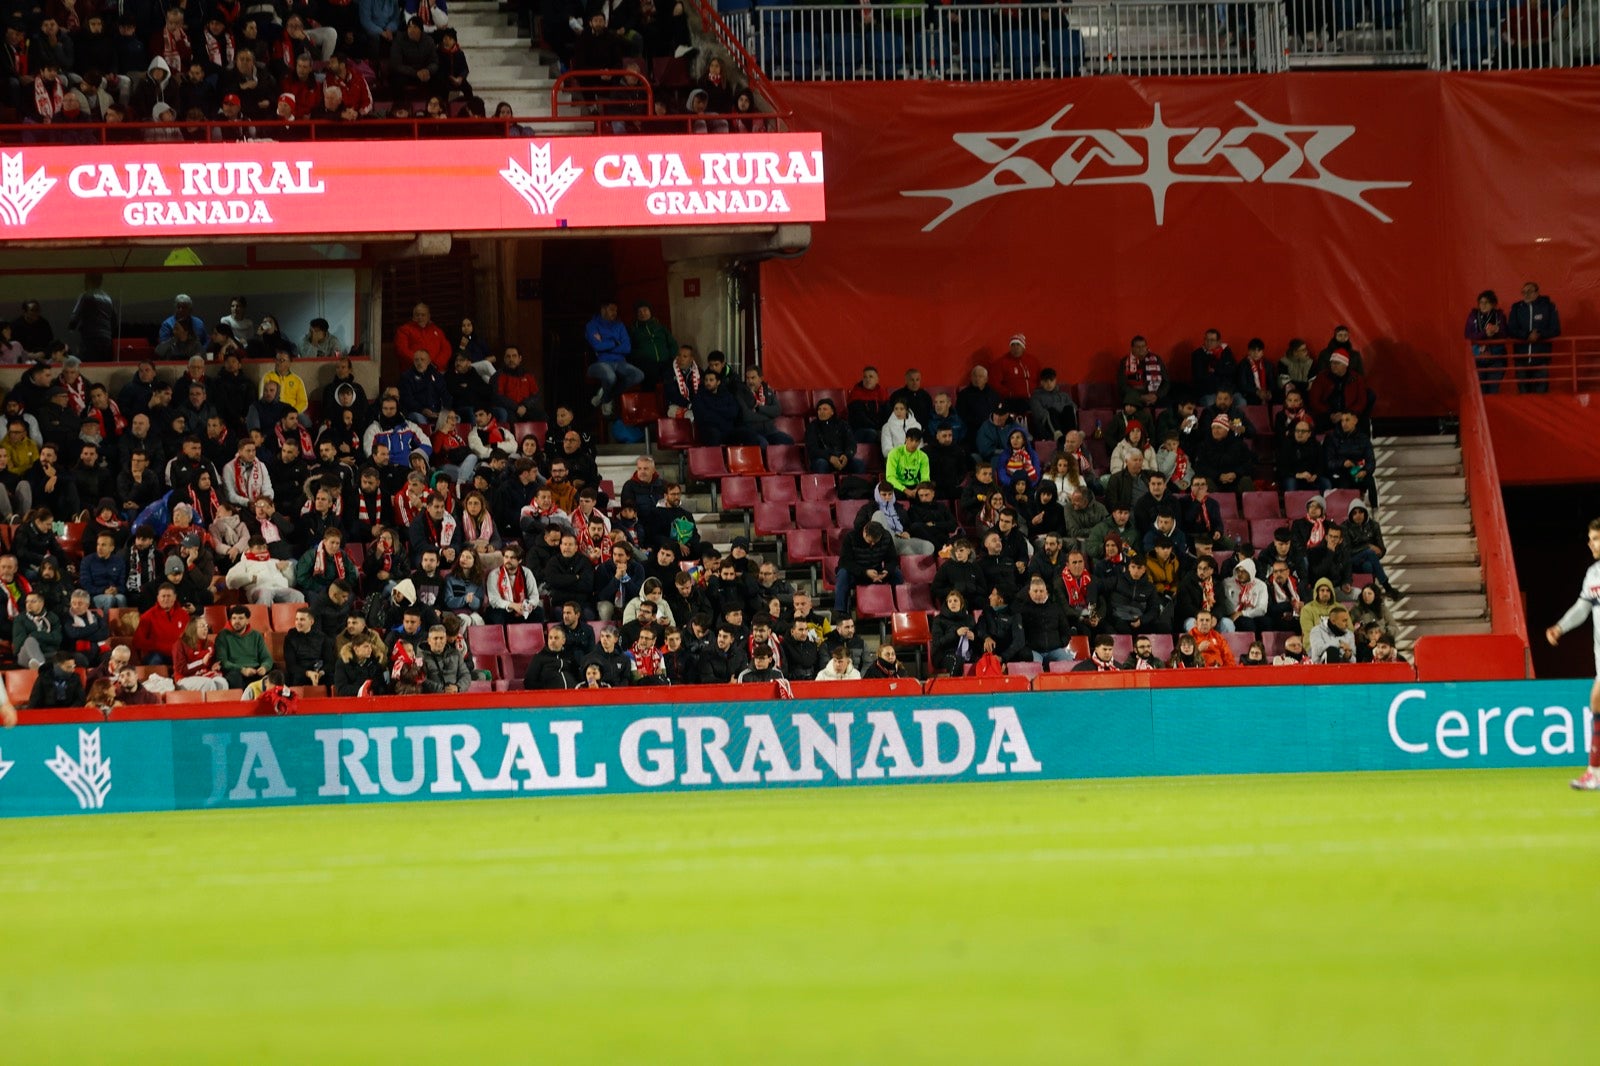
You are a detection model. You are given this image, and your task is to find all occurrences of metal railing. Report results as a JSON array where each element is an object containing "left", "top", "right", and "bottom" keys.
[
  {"left": 1283, "top": 0, "right": 1428, "bottom": 65},
  {"left": 1468, "top": 336, "right": 1600, "bottom": 394},
  {"left": 1433, "top": 0, "right": 1600, "bottom": 69},
  {"left": 717, "top": 0, "right": 1600, "bottom": 75},
  {"left": 722, "top": 1, "right": 1291, "bottom": 80}
]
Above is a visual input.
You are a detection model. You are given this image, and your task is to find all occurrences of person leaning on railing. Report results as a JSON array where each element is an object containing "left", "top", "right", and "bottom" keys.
[{"left": 1464, "top": 289, "right": 1510, "bottom": 393}]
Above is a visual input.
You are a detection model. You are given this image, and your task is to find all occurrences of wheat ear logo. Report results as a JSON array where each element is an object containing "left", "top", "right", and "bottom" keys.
[
  {"left": 47, "top": 728, "right": 113, "bottom": 810},
  {"left": 0, "top": 152, "right": 57, "bottom": 226},
  {"left": 501, "top": 143, "right": 584, "bottom": 216},
  {"left": 0, "top": 746, "right": 13, "bottom": 785}
]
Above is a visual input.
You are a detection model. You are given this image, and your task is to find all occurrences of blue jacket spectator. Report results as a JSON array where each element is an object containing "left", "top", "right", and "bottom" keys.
[
  {"left": 80, "top": 551, "right": 129, "bottom": 609},
  {"left": 399, "top": 356, "right": 450, "bottom": 424},
  {"left": 975, "top": 412, "right": 1024, "bottom": 462},
  {"left": 360, "top": 0, "right": 402, "bottom": 39},
  {"left": 586, "top": 304, "right": 632, "bottom": 362},
  {"left": 158, "top": 296, "right": 205, "bottom": 344}
]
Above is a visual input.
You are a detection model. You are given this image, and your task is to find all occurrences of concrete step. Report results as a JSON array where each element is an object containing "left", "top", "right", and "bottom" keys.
[
  {"left": 1389, "top": 593, "right": 1488, "bottom": 621},
  {"left": 1379, "top": 509, "right": 1474, "bottom": 536},
  {"left": 1373, "top": 434, "right": 1456, "bottom": 447},
  {"left": 1383, "top": 565, "right": 1484, "bottom": 593},
  {"left": 1382, "top": 487, "right": 1467, "bottom": 506},
  {"left": 1397, "top": 618, "right": 1493, "bottom": 639},
  {"left": 1376, "top": 444, "right": 1461, "bottom": 467},
  {"left": 1381, "top": 535, "right": 1479, "bottom": 565}
]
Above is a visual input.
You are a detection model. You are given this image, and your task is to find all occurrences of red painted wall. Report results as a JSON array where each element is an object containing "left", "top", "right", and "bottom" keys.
[
  {"left": 761, "top": 72, "right": 1600, "bottom": 414},
  {"left": 1485, "top": 394, "right": 1600, "bottom": 484}
]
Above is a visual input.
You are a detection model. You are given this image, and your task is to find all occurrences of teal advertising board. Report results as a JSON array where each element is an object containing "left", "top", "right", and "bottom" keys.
[{"left": 0, "top": 682, "right": 1592, "bottom": 818}]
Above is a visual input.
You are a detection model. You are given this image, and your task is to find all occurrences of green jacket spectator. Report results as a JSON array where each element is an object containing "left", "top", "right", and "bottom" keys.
[
  {"left": 885, "top": 440, "right": 931, "bottom": 494},
  {"left": 216, "top": 624, "right": 274, "bottom": 690}
]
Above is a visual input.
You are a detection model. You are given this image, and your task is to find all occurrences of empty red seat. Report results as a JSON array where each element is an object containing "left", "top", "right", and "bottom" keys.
[
  {"left": 854, "top": 442, "right": 882, "bottom": 470},
  {"left": 469, "top": 625, "right": 508, "bottom": 655},
  {"left": 1212, "top": 494, "right": 1239, "bottom": 519},
  {"left": 1005, "top": 661, "right": 1043, "bottom": 679},
  {"left": 620, "top": 391, "right": 663, "bottom": 428},
  {"left": 760, "top": 476, "right": 799, "bottom": 503},
  {"left": 810, "top": 388, "right": 846, "bottom": 412},
  {"left": 1325, "top": 488, "right": 1362, "bottom": 519},
  {"left": 753, "top": 502, "right": 793, "bottom": 537},
  {"left": 778, "top": 389, "right": 812, "bottom": 416},
  {"left": 901, "top": 554, "right": 939, "bottom": 585},
  {"left": 794, "top": 501, "right": 833, "bottom": 529},
  {"left": 1241, "top": 491, "right": 1283, "bottom": 520},
  {"left": 505, "top": 623, "right": 545, "bottom": 655},
  {"left": 1250, "top": 518, "right": 1284, "bottom": 547},
  {"left": 687, "top": 447, "right": 729, "bottom": 482},
  {"left": 656, "top": 418, "right": 695, "bottom": 451},
  {"left": 855, "top": 583, "right": 895, "bottom": 619},
  {"left": 720, "top": 476, "right": 759, "bottom": 510},
  {"left": 767, "top": 444, "right": 806, "bottom": 475},
  {"left": 726, "top": 446, "right": 769, "bottom": 477},
  {"left": 894, "top": 584, "right": 933, "bottom": 613},
  {"left": 890, "top": 611, "right": 932, "bottom": 671},
  {"left": 1076, "top": 382, "right": 1118, "bottom": 408},
  {"left": 773, "top": 417, "right": 807, "bottom": 443},
  {"left": 835, "top": 499, "right": 868, "bottom": 529},
  {"left": 799, "top": 474, "right": 838, "bottom": 502},
  {"left": 786, "top": 529, "right": 828, "bottom": 565}
]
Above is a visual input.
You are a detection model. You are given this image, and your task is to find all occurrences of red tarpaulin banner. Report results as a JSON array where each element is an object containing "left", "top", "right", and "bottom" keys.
[
  {"left": 0, "top": 133, "right": 825, "bottom": 241},
  {"left": 760, "top": 73, "right": 1600, "bottom": 413}
]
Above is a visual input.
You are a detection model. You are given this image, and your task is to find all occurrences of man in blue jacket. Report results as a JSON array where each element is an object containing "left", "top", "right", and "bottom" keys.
[
  {"left": 584, "top": 300, "right": 644, "bottom": 415},
  {"left": 1508, "top": 280, "right": 1561, "bottom": 394}
]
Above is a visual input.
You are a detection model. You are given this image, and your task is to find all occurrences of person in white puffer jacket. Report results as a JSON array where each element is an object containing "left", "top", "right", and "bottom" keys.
[{"left": 225, "top": 536, "right": 306, "bottom": 605}]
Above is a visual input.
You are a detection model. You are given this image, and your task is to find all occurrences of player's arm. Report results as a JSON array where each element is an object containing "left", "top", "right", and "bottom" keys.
[{"left": 1545, "top": 590, "right": 1599, "bottom": 645}]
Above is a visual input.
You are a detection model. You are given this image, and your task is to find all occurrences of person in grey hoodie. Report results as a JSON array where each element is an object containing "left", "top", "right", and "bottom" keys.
[{"left": 130, "top": 55, "right": 177, "bottom": 120}]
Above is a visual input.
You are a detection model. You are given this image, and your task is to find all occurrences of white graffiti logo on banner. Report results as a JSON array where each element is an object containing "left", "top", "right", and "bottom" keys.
[
  {"left": 902, "top": 102, "right": 1411, "bottom": 230},
  {"left": 0, "top": 152, "right": 57, "bottom": 226},
  {"left": 47, "top": 728, "right": 113, "bottom": 810},
  {"left": 501, "top": 143, "right": 584, "bottom": 216}
]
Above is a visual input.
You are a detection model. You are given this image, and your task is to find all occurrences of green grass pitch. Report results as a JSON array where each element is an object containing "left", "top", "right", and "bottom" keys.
[{"left": 2, "top": 769, "right": 1595, "bottom": 1063}]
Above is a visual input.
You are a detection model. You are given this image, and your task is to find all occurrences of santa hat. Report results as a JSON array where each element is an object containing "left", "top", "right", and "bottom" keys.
[
  {"left": 1211, "top": 413, "right": 1232, "bottom": 430},
  {"left": 1008, "top": 333, "right": 1026, "bottom": 350},
  {"left": 1329, "top": 350, "right": 1351, "bottom": 368}
]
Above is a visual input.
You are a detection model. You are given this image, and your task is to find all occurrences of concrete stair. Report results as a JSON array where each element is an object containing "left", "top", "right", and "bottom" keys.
[
  {"left": 1373, "top": 433, "right": 1490, "bottom": 646},
  {"left": 449, "top": 0, "right": 559, "bottom": 118}
]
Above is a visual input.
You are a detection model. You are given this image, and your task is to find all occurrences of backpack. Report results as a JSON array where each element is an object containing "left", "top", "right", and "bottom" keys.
[{"left": 974, "top": 653, "right": 1005, "bottom": 678}]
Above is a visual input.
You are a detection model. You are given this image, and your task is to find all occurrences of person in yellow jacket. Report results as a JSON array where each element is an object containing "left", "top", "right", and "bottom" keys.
[
  {"left": 884, "top": 428, "right": 930, "bottom": 497},
  {"left": 259, "top": 351, "right": 311, "bottom": 424}
]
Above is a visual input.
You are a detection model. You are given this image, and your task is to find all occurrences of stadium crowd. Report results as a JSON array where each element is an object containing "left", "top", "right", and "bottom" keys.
[
  {"left": 0, "top": 0, "right": 763, "bottom": 132},
  {"left": 0, "top": 287, "right": 1409, "bottom": 713}
]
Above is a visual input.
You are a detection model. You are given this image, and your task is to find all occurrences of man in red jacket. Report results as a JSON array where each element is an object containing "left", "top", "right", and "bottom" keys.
[
  {"left": 492, "top": 345, "right": 547, "bottom": 423},
  {"left": 394, "top": 301, "right": 451, "bottom": 372},
  {"left": 988, "top": 333, "right": 1040, "bottom": 401},
  {"left": 133, "top": 584, "right": 191, "bottom": 666}
]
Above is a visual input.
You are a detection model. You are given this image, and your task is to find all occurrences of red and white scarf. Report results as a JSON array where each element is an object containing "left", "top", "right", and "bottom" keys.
[
  {"left": 312, "top": 544, "right": 347, "bottom": 580},
  {"left": 477, "top": 417, "right": 509, "bottom": 448},
  {"left": 187, "top": 483, "right": 222, "bottom": 523},
  {"left": 1003, "top": 448, "right": 1037, "bottom": 484},
  {"left": 356, "top": 490, "right": 383, "bottom": 526},
  {"left": 204, "top": 29, "right": 234, "bottom": 69},
  {"left": 462, "top": 510, "right": 497, "bottom": 545},
  {"left": 61, "top": 374, "right": 86, "bottom": 412},
  {"left": 1305, "top": 516, "right": 1326, "bottom": 548},
  {"left": 276, "top": 420, "right": 313, "bottom": 459},
  {"left": 34, "top": 75, "right": 64, "bottom": 122},
  {"left": 1122, "top": 350, "right": 1165, "bottom": 393},
  {"left": 88, "top": 399, "right": 127, "bottom": 438},
  {"left": 1197, "top": 575, "right": 1216, "bottom": 611},
  {"left": 670, "top": 361, "right": 700, "bottom": 412},
  {"left": 415, "top": 0, "right": 439, "bottom": 27},
  {"left": 1270, "top": 573, "right": 1303, "bottom": 613},
  {"left": 1088, "top": 654, "right": 1120, "bottom": 672},
  {"left": 630, "top": 644, "right": 663, "bottom": 677},
  {"left": 394, "top": 487, "right": 427, "bottom": 527},
  {"left": 495, "top": 565, "right": 531, "bottom": 611},
  {"left": 1061, "top": 567, "right": 1093, "bottom": 608},
  {"left": 230, "top": 458, "right": 268, "bottom": 502},
  {"left": 1168, "top": 445, "right": 1191, "bottom": 486},
  {"left": 390, "top": 639, "right": 419, "bottom": 680},
  {"left": 160, "top": 26, "right": 190, "bottom": 69},
  {"left": 418, "top": 510, "right": 458, "bottom": 551},
  {"left": 1241, "top": 357, "right": 1269, "bottom": 395}
]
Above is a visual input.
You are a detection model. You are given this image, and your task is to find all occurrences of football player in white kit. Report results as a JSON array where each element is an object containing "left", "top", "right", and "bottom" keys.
[{"left": 1545, "top": 519, "right": 1600, "bottom": 790}]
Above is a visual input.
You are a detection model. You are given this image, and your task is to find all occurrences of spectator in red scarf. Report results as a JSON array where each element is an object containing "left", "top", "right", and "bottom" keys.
[{"left": 1120, "top": 335, "right": 1170, "bottom": 412}]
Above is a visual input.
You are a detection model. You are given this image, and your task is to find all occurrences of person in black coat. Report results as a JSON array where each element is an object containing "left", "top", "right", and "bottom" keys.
[
  {"left": 931, "top": 590, "right": 979, "bottom": 677},
  {"left": 931, "top": 539, "right": 984, "bottom": 608},
  {"left": 582, "top": 628, "right": 631, "bottom": 687},
  {"left": 906, "top": 483, "right": 959, "bottom": 551},
  {"left": 1017, "top": 575, "right": 1076, "bottom": 665},
  {"left": 30, "top": 652, "right": 87, "bottom": 709},
  {"left": 283, "top": 607, "right": 333, "bottom": 687},
  {"left": 804, "top": 399, "right": 861, "bottom": 475},
  {"left": 524, "top": 627, "right": 581, "bottom": 690},
  {"left": 974, "top": 586, "right": 1026, "bottom": 662},
  {"left": 699, "top": 626, "right": 749, "bottom": 684},
  {"left": 543, "top": 534, "right": 596, "bottom": 615},
  {"left": 833, "top": 521, "right": 899, "bottom": 615}
]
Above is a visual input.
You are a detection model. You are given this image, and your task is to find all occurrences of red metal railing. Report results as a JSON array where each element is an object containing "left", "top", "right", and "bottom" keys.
[
  {"left": 1456, "top": 376, "right": 1531, "bottom": 662},
  {"left": 1466, "top": 335, "right": 1600, "bottom": 393}
]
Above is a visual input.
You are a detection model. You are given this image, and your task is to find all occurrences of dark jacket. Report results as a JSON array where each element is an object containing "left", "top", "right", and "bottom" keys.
[
  {"left": 334, "top": 652, "right": 386, "bottom": 696},
  {"left": 974, "top": 603, "right": 1026, "bottom": 662},
  {"left": 1017, "top": 596, "right": 1073, "bottom": 653},
  {"left": 804, "top": 412, "right": 854, "bottom": 466},
  {"left": 839, "top": 529, "right": 893, "bottom": 576},
  {"left": 525, "top": 647, "right": 580, "bottom": 690},
  {"left": 699, "top": 643, "right": 749, "bottom": 684},
  {"left": 691, "top": 385, "right": 743, "bottom": 443},
  {"left": 931, "top": 557, "right": 984, "bottom": 608},
  {"left": 1193, "top": 432, "right": 1254, "bottom": 485},
  {"left": 543, "top": 553, "right": 596, "bottom": 603},
  {"left": 284, "top": 629, "right": 333, "bottom": 686},
  {"left": 582, "top": 647, "right": 632, "bottom": 688},
  {"left": 30, "top": 666, "right": 86, "bottom": 709}
]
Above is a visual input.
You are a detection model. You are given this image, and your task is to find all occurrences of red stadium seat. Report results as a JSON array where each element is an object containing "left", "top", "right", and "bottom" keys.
[
  {"left": 753, "top": 502, "right": 793, "bottom": 537},
  {"left": 767, "top": 444, "right": 807, "bottom": 475},
  {"left": 656, "top": 418, "right": 695, "bottom": 451},
  {"left": 1110, "top": 635, "right": 1134, "bottom": 660},
  {"left": 1078, "top": 408, "right": 1113, "bottom": 437},
  {"left": 1242, "top": 405, "right": 1272, "bottom": 436},
  {"left": 1250, "top": 519, "right": 1284, "bottom": 548},
  {"left": 855, "top": 583, "right": 895, "bottom": 620},
  {"left": 1006, "top": 661, "right": 1043, "bottom": 679},
  {"left": 269, "top": 603, "right": 302, "bottom": 632},
  {"left": 505, "top": 624, "right": 545, "bottom": 655},
  {"left": 774, "top": 417, "right": 807, "bottom": 443},
  {"left": 821, "top": 557, "right": 840, "bottom": 590},
  {"left": 1242, "top": 491, "right": 1283, "bottom": 520},
  {"left": 4, "top": 669, "right": 34, "bottom": 708},
  {"left": 890, "top": 611, "right": 932, "bottom": 673},
  {"left": 1224, "top": 518, "right": 1252, "bottom": 546},
  {"left": 854, "top": 442, "right": 882, "bottom": 471},
  {"left": 1212, "top": 494, "right": 1240, "bottom": 519},
  {"left": 726, "top": 446, "right": 769, "bottom": 477},
  {"left": 1146, "top": 634, "right": 1175, "bottom": 660},
  {"left": 835, "top": 499, "right": 868, "bottom": 529},
  {"left": 795, "top": 501, "right": 833, "bottom": 529},
  {"left": 513, "top": 422, "right": 547, "bottom": 450},
  {"left": 760, "top": 476, "right": 799, "bottom": 503},
  {"left": 810, "top": 388, "right": 846, "bottom": 412},
  {"left": 687, "top": 447, "right": 729, "bottom": 482},
  {"left": 786, "top": 529, "right": 828, "bottom": 563},
  {"left": 901, "top": 554, "right": 939, "bottom": 585},
  {"left": 720, "top": 476, "right": 760, "bottom": 511},
  {"left": 823, "top": 530, "right": 843, "bottom": 556},
  {"left": 620, "top": 391, "right": 662, "bottom": 429},
  {"left": 1068, "top": 635, "right": 1092, "bottom": 661},
  {"left": 163, "top": 690, "right": 206, "bottom": 704},
  {"left": 1047, "top": 659, "right": 1076, "bottom": 674},
  {"left": 778, "top": 389, "right": 812, "bottom": 416},
  {"left": 469, "top": 624, "right": 508, "bottom": 655},
  {"left": 203, "top": 604, "right": 269, "bottom": 634},
  {"left": 1325, "top": 489, "right": 1362, "bottom": 519},
  {"left": 1223, "top": 632, "right": 1255, "bottom": 661},
  {"left": 894, "top": 584, "right": 933, "bottom": 614},
  {"left": 472, "top": 654, "right": 500, "bottom": 676},
  {"left": 799, "top": 474, "right": 838, "bottom": 502},
  {"left": 1076, "top": 382, "right": 1118, "bottom": 409}
]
